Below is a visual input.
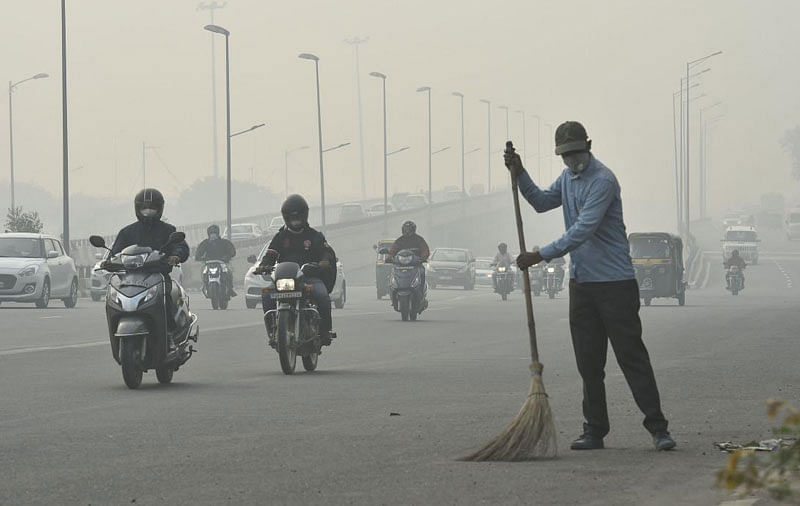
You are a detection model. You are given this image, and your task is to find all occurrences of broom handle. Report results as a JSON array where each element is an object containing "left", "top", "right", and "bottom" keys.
[{"left": 508, "top": 147, "right": 541, "bottom": 367}]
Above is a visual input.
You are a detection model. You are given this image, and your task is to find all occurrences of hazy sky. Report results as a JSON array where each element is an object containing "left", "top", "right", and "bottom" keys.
[{"left": 2, "top": 0, "right": 800, "bottom": 233}]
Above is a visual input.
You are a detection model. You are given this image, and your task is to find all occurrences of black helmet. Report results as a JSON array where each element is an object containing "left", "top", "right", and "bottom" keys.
[
  {"left": 134, "top": 188, "right": 164, "bottom": 224},
  {"left": 402, "top": 220, "right": 416, "bottom": 237},
  {"left": 207, "top": 224, "right": 220, "bottom": 237},
  {"left": 498, "top": 242, "right": 508, "bottom": 253},
  {"left": 554, "top": 121, "right": 591, "bottom": 155},
  {"left": 731, "top": 249, "right": 740, "bottom": 257},
  {"left": 281, "top": 194, "right": 309, "bottom": 232}
]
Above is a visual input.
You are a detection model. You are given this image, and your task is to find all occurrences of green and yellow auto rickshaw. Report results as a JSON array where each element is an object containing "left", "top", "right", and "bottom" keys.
[
  {"left": 629, "top": 232, "right": 686, "bottom": 306},
  {"left": 373, "top": 239, "right": 395, "bottom": 299}
]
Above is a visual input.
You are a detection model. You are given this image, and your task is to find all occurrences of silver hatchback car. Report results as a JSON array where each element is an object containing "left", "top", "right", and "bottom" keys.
[{"left": 0, "top": 233, "right": 79, "bottom": 308}]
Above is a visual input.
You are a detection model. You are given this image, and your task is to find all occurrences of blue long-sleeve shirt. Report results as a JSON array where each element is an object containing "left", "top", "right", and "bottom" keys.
[{"left": 517, "top": 154, "right": 635, "bottom": 283}]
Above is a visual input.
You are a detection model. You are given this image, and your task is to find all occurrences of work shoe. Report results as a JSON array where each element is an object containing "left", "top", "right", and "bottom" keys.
[
  {"left": 570, "top": 434, "right": 604, "bottom": 450},
  {"left": 229, "top": 288, "right": 238, "bottom": 297},
  {"left": 653, "top": 432, "right": 676, "bottom": 451},
  {"left": 320, "top": 331, "right": 336, "bottom": 346}
]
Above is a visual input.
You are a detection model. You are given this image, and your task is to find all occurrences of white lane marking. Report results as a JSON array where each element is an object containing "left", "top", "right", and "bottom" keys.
[
  {"left": 773, "top": 260, "right": 794, "bottom": 289},
  {"left": 700, "top": 257, "right": 712, "bottom": 290},
  {"left": 39, "top": 316, "right": 62, "bottom": 320}
]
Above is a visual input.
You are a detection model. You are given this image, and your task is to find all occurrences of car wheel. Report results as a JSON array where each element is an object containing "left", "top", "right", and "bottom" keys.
[
  {"left": 63, "top": 278, "right": 78, "bottom": 308},
  {"left": 35, "top": 278, "right": 50, "bottom": 308},
  {"left": 246, "top": 299, "right": 257, "bottom": 309}
]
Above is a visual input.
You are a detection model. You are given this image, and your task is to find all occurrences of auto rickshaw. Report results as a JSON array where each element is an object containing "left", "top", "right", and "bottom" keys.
[
  {"left": 629, "top": 232, "right": 686, "bottom": 306},
  {"left": 373, "top": 239, "right": 395, "bottom": 299}
]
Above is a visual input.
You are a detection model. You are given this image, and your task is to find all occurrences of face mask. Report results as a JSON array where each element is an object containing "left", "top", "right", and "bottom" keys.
[
  {"left": 562, "top": 152, "right": 591, "bottom": 174},
  {"left": 209, "top": 233, "right": 219, "bottom": 241},
  {"left": 140, "top": 208, "right": 158, "bottom": 218},
  {"left": 289, "top": 219, "right": 303, "bottom": 230}
]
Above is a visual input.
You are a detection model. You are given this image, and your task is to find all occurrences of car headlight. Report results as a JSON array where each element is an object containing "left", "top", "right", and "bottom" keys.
[
  {"left": 276, "top": 279, "right": 295, "bottom": 292},
  {"left": 18, "top": 265, "right": 39, "bottom": 277},
  {"left": 547, "top": 267, "right": 556, "bottom": 273},
  {"left": 141, "top": 284, "right": 160, "bottom": 306}
]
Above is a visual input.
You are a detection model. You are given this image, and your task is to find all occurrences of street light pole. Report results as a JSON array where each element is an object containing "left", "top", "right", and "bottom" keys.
[
  {"left": 699, "top": 102, "right": 722, "bottom": 221},
  {"left": 60, "top": 0, "right": 70, "bottom": 253},
  {"left": 204, "top": 24, "right": 232, "bottom": 239},
  {"left": 197, "top": 1, "right": 226, "bottom": 178},
  {"left": 453, "top": 92, "right": 465, "bottom": 193},
  {"left": 370, "top": 72, "right": 388, "bottom": 216},
  {"left": 515, "top": 110, "right": 526, "bottom": 166},
  {"left": 417, "top": 87, "right": 432, "bottom": 204},
  {"left": 479, "top": 99, "right": 491, "bottom": 192},
  {"left": 344, "top": 36, "right": 368, "bottom": 199},
  {"left": 498, "top": 105, "right": 509, "bottom": 139},
  {"left": 531, "top": 114, "right": 541, "bottom": 181},
  {"left": 300, "top": 53, "right": 326, "bottom": 228},
  {"left": 7, "top": 73, "right": 48, "bottom": 210}
]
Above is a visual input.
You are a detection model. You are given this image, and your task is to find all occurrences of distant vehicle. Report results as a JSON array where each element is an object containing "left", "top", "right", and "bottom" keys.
[
  {"left": 266, "top": 216, "right": 283, "bottom": 235},
  {"left": 391, "top": 192, "right": 411, "bottom": 211},
  {"left": 629, "top": 232, "right": 686, "bottom": 306},
  {"left": 722, "top": 213, "right": 742, "bottom": 228},
  {"left": 403, "top": 194, "right": 428, "bottom": 209},
  {"left": 0, "top": 233, "right": 79, "bottom": 308},
  {"left": 366, "top": 203, "right": 395, "bottom": 217},
  {"left": 474, "top": 257, "right": 495, "bottom": 286},
  {"left": 445, "top": 190, "right": 467, "bottom": 201},
  {"left": 373, "top": 238, "right": 395, "bottom": 299},
  {"left": 244, "top": 243, "right": 346, "bottom": 309},
  {"left": 786, "top": 208, "right": 800, "bottom": 240},
  {"left": 427, "top": 247, "right": 476, "bottom": 290},
  {"left": 339, "top": 203, "right": 366, "bottom": 222},
  {"left": 224, "top": 223, "right": 264, "bottom": 241},
  {"left": 442, "top": 185, "right": 458, "bottom": 193},
  {"left": 722, "top": 226, "right": 760, "bottom": 264},
  {"left": 469, "top": 184, "right": 485, "bottom": 196}
]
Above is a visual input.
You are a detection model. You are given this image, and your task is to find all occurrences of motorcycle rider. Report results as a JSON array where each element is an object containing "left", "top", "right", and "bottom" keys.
[
  {"left": 492, "top": 242, "right": 514, "bottom": 292},
  {"left": 195, "top": 224, "right": 237, "bottom": 297},
  {"left": 389, "top": 220, "right": 430, "bottom": 286},
  {"left": 724, "top": 249, "right": 747, "bottom": 289},
  {"left": 257, "top": 194, "right": 336, "bottom": 345},
  {"left": 106, "top": 188, "right": 190, "bottom": 332}
]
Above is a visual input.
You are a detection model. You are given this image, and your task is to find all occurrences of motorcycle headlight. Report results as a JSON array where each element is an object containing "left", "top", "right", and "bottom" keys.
[
  {"left": 209, "top": 267, "right": 219, "bottom": 274},
  {"left": 106, "top": 285, "right": 122, "bottom": 307},
  {"left": 18, "top": 265, "right": 39, "bottom": 277},
  {"left": 141, "top": 284, "right": 160, "bottom": 306},
  {"left": 498, "top": 266, "right": 506, "bottom": 273},
  {"left": 547, "top": 267, "right": 555, "bottom": 273},
  {"left": 276, "top": 279, "right": 295, "bottom": 292},
  {"left": 397, "top": 255, "right": 412, "bottom": 266}
]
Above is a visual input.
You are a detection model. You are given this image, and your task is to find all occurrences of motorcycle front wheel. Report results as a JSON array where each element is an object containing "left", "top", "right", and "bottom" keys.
[
  {"left": 399, "top": 296, "right": 410, "bottom": 321},
  {"left": 209, "top": 283, "right": 219, "bottom": 310},
  {"left": 120, "top": 339, "right": 143, "bottom": 389},
  {"left": 277, "top": 311, "right": 296, "bottom": 374}
]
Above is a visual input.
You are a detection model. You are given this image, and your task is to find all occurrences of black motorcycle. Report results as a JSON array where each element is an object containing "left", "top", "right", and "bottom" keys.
[
  {"left": 493, "top": 264, "right": 514, "bottom": 301},
  {"left": 89, "top": 233, "right": 198, "bottom": 389},
  {"left": 201, "top": 260, "right": 230, "bottom": 310},
  {"left": 381, "top": 248, "right": 428, "bottom": 321},
  {"left": 543, "top": 264, "right": 564, "bottom": 299},
  {"left": 260, "top": 261, "right": 333, "bottom": 375}
]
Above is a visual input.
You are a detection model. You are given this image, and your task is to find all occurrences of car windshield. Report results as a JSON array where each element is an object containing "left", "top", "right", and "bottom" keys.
[
  {"left": 231, "top": 225, "right": 253, "bottom": 234},
  {"left": 269, "top": 217, "right": 283, "bottom": 226},
  {"left": 725, "top": 230, "right": 758, "bottom": 242},
  {"left": 432, "top": 249, "right": 467, "bottom": 262},
  {"left": 475, "top": 259, "right": 493, "bottom": 269},
  {"left": 630, "top": 238, "right": 670, "bottom": 259},
  {"left": 0, "top": 237, "right": 43, "bottom": 258}
]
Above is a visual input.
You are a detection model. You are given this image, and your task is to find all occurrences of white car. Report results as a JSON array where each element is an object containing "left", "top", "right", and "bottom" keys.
[
  {"left": 722, "top": 225, "right": 760, "bottom": 264},
  {"left": 266, "top": 216, "right": 283, "bottom": 236},
  {"left": 243, "top": 243, "right": 347, "bottom": 309},
  {"left": 365, "top": 203, "right": 395, "bottom": 217},
  {"left": 224, "top": 223, "right": 264, "bottom": 241},
  {"left": 339, "top": 203, "right": 366, "bottom": 222},
  {"left": 404, "top": 194, "right": 429, "bottom": 209},
  {"left": 0, "top": 233, "right": 79, "bottom": 308}
]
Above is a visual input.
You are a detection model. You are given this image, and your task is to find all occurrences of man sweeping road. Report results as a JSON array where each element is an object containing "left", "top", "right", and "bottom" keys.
[{"left": 504, "top": 121, "right": 676, "bottom": 451}]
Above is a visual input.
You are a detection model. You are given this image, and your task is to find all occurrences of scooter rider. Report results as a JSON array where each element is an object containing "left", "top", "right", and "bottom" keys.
[
  {"left": 389, "top": 220, "right": 430, "bottom": 286},
  {"left": 257, "top": 194, "right": 336, "bottom": 344},
  {"left": 195, "top": 224, "right": 237, "bottom": 297},
  {"left": 492, "top": 242, "right": 514, "bottom": 291},
  {"left": 724, "top": 249, "right": 747, "bottom": 288},
  {"left": 106, "top": 188, "right": 190, "bottom": 330}
]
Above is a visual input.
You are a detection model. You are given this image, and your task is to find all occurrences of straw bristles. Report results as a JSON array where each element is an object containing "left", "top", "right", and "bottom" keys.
[{"left": 462, "top": 363, "right": 557, "bottom": 461}]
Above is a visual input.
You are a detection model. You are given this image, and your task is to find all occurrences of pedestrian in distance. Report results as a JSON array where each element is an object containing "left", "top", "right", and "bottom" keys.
[{"left": 504, "top": 121, "right": 676, "bottom": 451}]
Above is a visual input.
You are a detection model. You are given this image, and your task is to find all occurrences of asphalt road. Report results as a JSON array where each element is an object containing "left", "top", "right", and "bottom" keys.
[{"left": 2, "top": 234, "right": 799, "bottom": 505}]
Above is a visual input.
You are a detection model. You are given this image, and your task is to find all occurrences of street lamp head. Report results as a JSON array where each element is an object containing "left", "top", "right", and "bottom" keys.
[
  {"left": 515, "top": 109, "right": 524, "bottom": 114},
  {"left": 498, "top": 105, "right": 508, "bottom": 110},
  {"left": 416, "top": 86, "right": 430, "bottom": 92},
  {"left": 479, "top": 99, "right": 490, "bottom": 104},
  {"left": 32, "top": 73, "right": 49, "bottom": 80},
  {"left": 452, "top": 91, "right": 463, "bottom": 98},
  {"left": 298, "top": 53, "right": 319, "bottom": 61},
  {"left": 369, "top": 71, "right": 386, "bottom": 79},
  {"left": 204, "top": 24, "right": 230, "bottom": 36}
]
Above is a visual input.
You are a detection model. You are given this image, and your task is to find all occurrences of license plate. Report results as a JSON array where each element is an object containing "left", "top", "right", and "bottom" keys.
[
  {"left": 438, "top": 276, "right": 452, "bottom": 280},
  {"left": 271, "top": 291, "right": 302, "bottom": 299}
]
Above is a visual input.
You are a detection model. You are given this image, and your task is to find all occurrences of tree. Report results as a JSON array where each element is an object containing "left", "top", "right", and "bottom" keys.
[
  {"left": 780, "top": 126, "right": 800, "bottom": 181},
  {"left": 5, "top": 206, "right": 44, "bottom": 233}
]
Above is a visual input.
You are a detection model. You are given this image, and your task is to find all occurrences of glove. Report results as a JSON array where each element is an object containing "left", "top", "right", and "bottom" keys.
[
  {"left": 504, "top": 150, "right": 524, "bottom": 179},
  {"left": 516, "top": 251, "right": 543, "bottom": 270},
  {"left": 167, "top": 256, "right": 181, "bottom": 266}
]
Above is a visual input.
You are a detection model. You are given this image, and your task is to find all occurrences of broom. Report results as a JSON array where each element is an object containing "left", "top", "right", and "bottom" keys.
[{"left": 462, "top": 141, "right": 557, "bottom": 461}]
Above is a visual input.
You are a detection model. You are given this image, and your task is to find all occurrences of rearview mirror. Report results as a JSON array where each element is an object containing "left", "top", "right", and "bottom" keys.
[
  {"left": 378, "top": 247, "right": 389, "bottom": 255},
  {"left": 89, "top": 235, "right": 106, "bottom": 248},
  {"left": 247, "top": 255, "right": 257, "bottom": 264},
  {"left": 47, "top": 250, "right": 59, "bottom": 259}
]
